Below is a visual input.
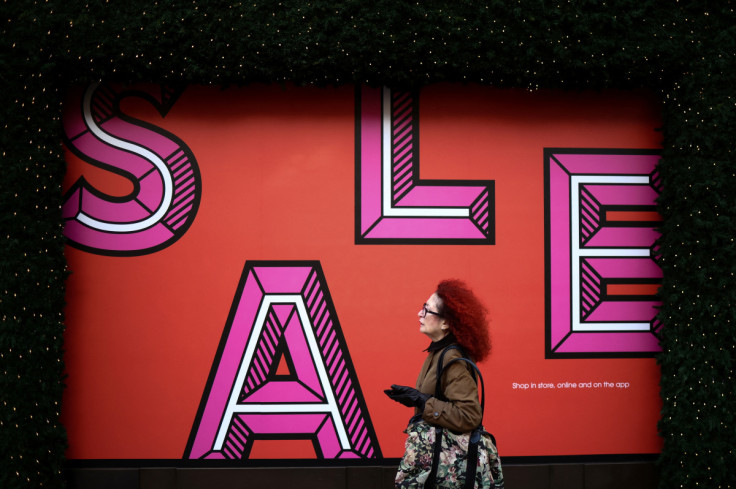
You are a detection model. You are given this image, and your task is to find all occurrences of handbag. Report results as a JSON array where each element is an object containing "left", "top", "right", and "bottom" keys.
[{"left": 395, "top": 345, "right": 504, "bottom": 489}]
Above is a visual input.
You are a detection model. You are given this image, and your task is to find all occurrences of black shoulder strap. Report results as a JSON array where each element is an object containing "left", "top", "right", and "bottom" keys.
[
  {"left": 426, "top": 345, "right": 488, "bottom": 489},
  {"left": 435, "top": 345, "right": 485, "bottom": 416},
  {"left": 435, "top": 344, "right": 468, "bottom": 396}
]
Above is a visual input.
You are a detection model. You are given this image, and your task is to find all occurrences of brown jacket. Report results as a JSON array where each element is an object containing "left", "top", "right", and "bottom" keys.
[{"left": 414, "top": 345, "right": 482, "bottom": 433}]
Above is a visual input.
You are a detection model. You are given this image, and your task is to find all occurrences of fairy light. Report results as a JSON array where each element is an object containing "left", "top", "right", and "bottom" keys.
[{"left": 2, "top": 1, "right": 734, "bottom": 487}]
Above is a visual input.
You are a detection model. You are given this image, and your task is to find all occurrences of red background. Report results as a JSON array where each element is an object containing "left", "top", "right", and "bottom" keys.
[{"left": 62, "top": 84, "right": 663, "bottom": 459}]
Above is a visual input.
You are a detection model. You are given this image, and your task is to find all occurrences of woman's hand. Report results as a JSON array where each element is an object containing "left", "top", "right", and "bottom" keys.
[{"left": 384, "top": 385, "right": 431, "bottom": 410}]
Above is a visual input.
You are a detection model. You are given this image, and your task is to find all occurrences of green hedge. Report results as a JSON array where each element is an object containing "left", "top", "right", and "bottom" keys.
[{"left": 2, "top": 1, "right": 734, "bottom": 488}]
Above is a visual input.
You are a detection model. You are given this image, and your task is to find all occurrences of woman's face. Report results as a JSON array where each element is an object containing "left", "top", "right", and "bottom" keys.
[{"left": 418, "top": 293, "right": 449, "bottom": 341}]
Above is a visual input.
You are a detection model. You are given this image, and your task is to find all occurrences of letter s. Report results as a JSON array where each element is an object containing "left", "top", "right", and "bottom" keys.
[{"left": 62, "top": 83, "right": 201, "bottom": 255}]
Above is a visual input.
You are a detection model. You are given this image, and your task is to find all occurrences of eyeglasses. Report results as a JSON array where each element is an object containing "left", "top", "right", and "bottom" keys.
[{"left": 421, "top": 303, "right": 442, "bottom": 317}]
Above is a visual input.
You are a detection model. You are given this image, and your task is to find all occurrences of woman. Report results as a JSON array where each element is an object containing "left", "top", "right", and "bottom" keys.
[{"left": 385, "top": 279, "right": 502, "bottom": 489}]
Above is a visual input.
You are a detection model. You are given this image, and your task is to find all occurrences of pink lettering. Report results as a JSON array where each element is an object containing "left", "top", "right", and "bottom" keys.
[
  {"left": 546, "top": 149, "right": 663, "bottom": 357},
  {"left": 356, "top": 86, "right": 494, "bottom": 244},
  {"left": 185, "top": 261, "right": 381, "bottom": 459},
  {"left": 62, "top": 83, "right": 201, "bottom": 255}
]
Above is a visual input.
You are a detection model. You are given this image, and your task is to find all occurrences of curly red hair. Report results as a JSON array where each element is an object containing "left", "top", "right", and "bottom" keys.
[{"left": 435, "top": 279, "right": 491, "bottom": 362}]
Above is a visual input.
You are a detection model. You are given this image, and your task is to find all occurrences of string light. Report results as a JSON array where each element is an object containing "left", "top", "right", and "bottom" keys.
[{"left": 3, "top": 1, "right": 735, "bottom": 487}]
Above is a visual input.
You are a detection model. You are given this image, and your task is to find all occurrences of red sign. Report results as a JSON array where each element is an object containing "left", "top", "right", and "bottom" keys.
[{"left": 61, "top": 83, "right": 663, "bottom": 460}]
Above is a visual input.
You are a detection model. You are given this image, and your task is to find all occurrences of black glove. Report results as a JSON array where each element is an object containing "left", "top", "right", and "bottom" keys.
[{"left": 384, "top": 384, "right": 431, "bottom": 410}]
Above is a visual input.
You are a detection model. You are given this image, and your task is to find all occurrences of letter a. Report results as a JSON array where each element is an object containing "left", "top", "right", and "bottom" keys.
[{"left": 185, "top": 261, "right": 382, "bottom": 459}]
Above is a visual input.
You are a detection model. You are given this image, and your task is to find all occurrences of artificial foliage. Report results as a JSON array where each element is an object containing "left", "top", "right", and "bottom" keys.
[{"left": 1, "top": 1, "right": 734, "bottom": 488}]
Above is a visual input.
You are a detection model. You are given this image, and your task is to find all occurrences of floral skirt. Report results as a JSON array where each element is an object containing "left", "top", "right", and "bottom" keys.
[{"left": 395, "top": 419, "right": 504, "bottom": 489}]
